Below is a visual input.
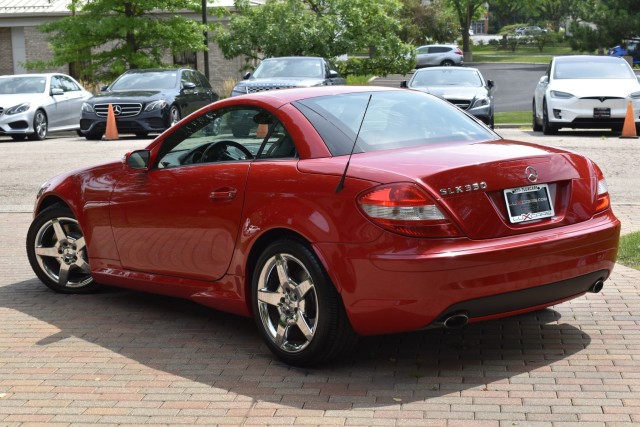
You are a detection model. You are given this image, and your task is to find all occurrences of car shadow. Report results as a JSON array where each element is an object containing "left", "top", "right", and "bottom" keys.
[{"left": 2, "top": 278, "right": 590, "bottom": 407}]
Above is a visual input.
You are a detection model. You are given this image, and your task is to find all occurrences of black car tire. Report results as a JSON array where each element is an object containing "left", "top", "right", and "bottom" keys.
[
  {"left": 532, "top": 100, "right": 543, "bottom": 132},
  {"left": 28, "top": 110, "right": 48, "bottom": 141},
  {"left": 441, "top": 60, "right": 455, "bottom": 66},
  {"left": 11, "top": 135, "right": 27, "bottom": 141},
  {"left": 26, "top": 206, "right": 99, "bottom": 294},
  {"left": 84, "top": 131, "right": 102, "bottom": 141},
  {"left": 542, "top": 100, "right": 558, "bottom": 135},
  {"left": 251, "top": 239, "right": 357, "bottom": 366},
  {"left": 135, "top": 132, "right": 149, "bottom": 138}
]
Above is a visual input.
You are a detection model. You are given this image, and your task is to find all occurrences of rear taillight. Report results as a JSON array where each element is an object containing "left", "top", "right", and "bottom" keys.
[
  {"left": 357, "top": 183, "right": 462, "bottom": 238},
  {"left": 455, "top": 48, "right": 463, "bottom": 55},
  {"left": 595, "top": 178, "right": 610, "bottom": 212}
]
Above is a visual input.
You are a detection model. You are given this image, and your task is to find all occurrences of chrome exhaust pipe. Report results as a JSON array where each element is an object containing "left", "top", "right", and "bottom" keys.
[
  {"left": 589, "top": 279, "right": 604, "bottom": 293},
  {"left": 442, "top": 312, "right": 469, "bottom": 329}
]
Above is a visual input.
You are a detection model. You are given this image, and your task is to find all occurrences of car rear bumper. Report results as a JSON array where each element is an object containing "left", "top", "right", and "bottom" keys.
[{"left": 314, "top": 210, "right": 620, "bottom": 335}]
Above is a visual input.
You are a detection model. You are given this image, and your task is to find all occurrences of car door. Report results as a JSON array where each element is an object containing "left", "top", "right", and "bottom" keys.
[
  {"left": 48, "top": 76, "right": 70, "bottom": 129},
  {"left": 416, "top": 46, "right": 430, "bottom": 67},
  {"left": 57, "top": 75, "right": 86, "bottom": 127},
  {"left": 179, "top": 70, "right": 210, "bottom": 116},
  {"left": 109, "top": 106, "right": 269, "bottom": 282}
]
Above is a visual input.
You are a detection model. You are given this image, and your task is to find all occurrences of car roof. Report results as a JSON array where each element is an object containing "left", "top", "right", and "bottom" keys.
[
  {"left": 553, "top": 55, "right": 627, "bottom": 64},
  {"left": 0, "top": 73, "right": 59, "bottom": 78},
  {"left": 223, "top": 85, "right": 400, "bottom": 106},
  {"left": 122, "top": 68, "right": 188, "bottom": 74},
  {"left": 417, "top": 44, "right": 458, "bottom": 48},
  {"left": 415, "top": 66, "right": 479, "bottom": 72}
]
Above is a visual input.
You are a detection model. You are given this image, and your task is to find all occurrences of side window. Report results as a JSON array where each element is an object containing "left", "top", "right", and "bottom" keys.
[
  {"left": 59, "top": 76, "right": 80, "bottom": 92},
  {"left": 417, "top": 47, "right": 428, "bottom": 55},
  {"left": 258, "top": 121, "right": 297, "bottom": 159},
  {"left": 156, "top": 108, "right": 295, "bottom": 168},
  {"left": 196, "top": 71, "right": 212, "bottom": 89},
  {"left": 181, "top": 70, "right": 198, "bottom": 89},
  {"left": 51, "top": 76, "right": 63, "bottom": 92}
]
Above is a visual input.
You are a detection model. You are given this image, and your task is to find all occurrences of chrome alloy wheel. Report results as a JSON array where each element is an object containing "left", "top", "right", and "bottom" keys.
[
  {"left": 33, "top": 216, "right": 92, "bottom": 288},
  {"left": 256, "top": 253, "right": 318, "bottom": 353}
]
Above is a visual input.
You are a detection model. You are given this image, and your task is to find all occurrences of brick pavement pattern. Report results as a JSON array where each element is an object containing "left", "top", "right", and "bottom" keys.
[{"left": 1, "top": 131, "right": 639, "bottom": 426}]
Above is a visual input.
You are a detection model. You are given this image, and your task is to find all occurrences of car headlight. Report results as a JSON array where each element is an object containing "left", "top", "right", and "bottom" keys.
[
  {"left": 81, "top": 102, "right": 94, "bottom": 113},
  {"left": 230, "top": 88, "right": 247, "bottom": 97},
  {"left": 472, "top": 96, "right": 490, "bottom": 108},
  {"left": 550, "top": 90, "right": 574, "bottom": 99},
  {"left": 144, "top": 100, "right": 167, "bottom": 112},
  {"left": 629, "top": 91, "right": 640, "bottom": 99},
  {"left": 5, "top": 103, "right": 31, "bottom": 115}
]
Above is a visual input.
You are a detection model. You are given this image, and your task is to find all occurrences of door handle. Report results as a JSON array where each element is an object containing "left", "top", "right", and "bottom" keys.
[{"left": 209, "top": 187, "right": 237, "bottom": 201}]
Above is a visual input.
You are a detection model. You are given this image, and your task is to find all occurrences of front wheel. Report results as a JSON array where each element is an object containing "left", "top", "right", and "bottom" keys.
[
  {"left": 532, "top": 100, "right": 542, "bottom": 131},
  {"left": 26, "top": 206, "right": 98, "bottom": 293},
  {"left": 542, "top": 100, "right": 558, "bottom": 135},
  {"left": 251, "top": 239, "right": 357, "bottom": 366},
  {"left": 28, "top": 110, "right": 48, "bottom": 140},
  {"left": 169, "top": 105, "right": 181, "bottom": 127}
]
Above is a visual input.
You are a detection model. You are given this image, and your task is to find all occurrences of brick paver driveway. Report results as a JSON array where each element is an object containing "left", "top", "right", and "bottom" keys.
[{"left": 0, "top": 130, "right": 638, "bottom": 426}]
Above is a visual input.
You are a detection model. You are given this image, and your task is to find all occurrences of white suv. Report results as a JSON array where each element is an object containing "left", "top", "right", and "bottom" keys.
[{"left": 415, "top": 45, "right": 464, "bottom": 68}]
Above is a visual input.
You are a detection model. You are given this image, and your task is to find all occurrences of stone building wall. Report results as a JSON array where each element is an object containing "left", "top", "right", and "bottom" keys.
[
  {"left": 24, "top": 26, "right": 67, "bottom": 74},
  {"left": 0, "top": 28, "right": 13, "bottom": 75}
]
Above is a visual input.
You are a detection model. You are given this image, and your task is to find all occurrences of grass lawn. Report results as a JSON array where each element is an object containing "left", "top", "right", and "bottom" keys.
[
  {"left": 495, "top": 111, "right": 530, "bottom": 125},
  {"left": 617, "top": 231, "right": 640, "bottom": 270}
]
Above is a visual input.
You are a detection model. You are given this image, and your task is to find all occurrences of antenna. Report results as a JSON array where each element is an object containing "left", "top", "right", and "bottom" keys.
[{"left": 335, "top": 94, "right": 372, "bottom": 193}]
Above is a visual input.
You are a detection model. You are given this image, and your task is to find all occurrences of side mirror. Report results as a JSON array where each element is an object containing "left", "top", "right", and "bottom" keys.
[
  {"left": 182, "top": 81, "right": 196, "bottom": 91},
  {"left": 123, "top": 150, "right": 150, "bottom": 170},
  {"left": 400, "top": 81, "right": 408, "bottom": 88},
  {"left": 51, "top": 88, "right": 64, "bottom": 96},
  {"left": 328, "top": 70, "right": 339, "bottom": 78},
  {"left": 487, "top": 80, "right": 494, "bottom": 89},
  {"left": 243, "top": 72, "right": 251, "bottom": 80},
  {"left": 100, "top": 85, "right": 109, "bottom": 92},
  {"left": 539, "top": 75, "right": 549, "bottom": 84}
]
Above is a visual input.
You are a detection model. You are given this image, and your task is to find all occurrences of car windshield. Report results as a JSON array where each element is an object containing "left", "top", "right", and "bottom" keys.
[
  {"left": 0, "top": 77, "right": 46, "bottom": 94},
  {"left": 293, "top": 90, "right": 496, "bottom": 156},
  {"left": 110, "top": 71, "right": 178, "bottom": 90},
  {"left": 253, "top": 58, "right": 324, "bottom": 79},
  {"left": 553, "top": 60, "right": 636, "bottom": 79},
  {"left": 410, "top": 69, "right": 482, "bottom": 87}
]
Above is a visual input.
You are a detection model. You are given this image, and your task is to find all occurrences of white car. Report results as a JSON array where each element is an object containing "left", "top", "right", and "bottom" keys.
[
  {"left": 533, "top": 55, "right": 640, "bottom": 134},
  {"left": 0, "top": 73, "right": 92, "bottom": 141}
]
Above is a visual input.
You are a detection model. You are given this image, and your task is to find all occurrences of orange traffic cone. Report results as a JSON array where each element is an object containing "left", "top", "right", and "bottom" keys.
[
  {"left": 256, "top": 123, "right": 268, "bottom": 138},
  {"left": 102, "top": 103, "right": 119, "bottom": 140},
  {"left": 619, "top": 100, "right": 638, "bottom": 139}
]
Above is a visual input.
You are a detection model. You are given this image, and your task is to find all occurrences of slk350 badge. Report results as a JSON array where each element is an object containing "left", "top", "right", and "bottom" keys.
[{"left": 440, "top": 181, "right": 487, "bottom": 196}]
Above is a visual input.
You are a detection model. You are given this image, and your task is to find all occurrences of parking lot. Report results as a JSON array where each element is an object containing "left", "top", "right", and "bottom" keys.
[{"left": 1, "top": 130, "right": 639, "bottom": 425}]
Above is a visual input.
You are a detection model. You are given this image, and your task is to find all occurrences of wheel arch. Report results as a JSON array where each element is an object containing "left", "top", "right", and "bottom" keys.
[{"left": 36, "top": 195, "right": 71, "bottom": 216}]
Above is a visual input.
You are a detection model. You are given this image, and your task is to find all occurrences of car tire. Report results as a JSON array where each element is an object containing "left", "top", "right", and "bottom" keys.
[
  {"left": 532, "top": 100, "right": 542, "bottom": 132},
  {"left": 26, "top": 206, "right": 98, "bottom": 294},
  {"left": 169, "top": 105, "right": 181, "bottom": 127},
  {"left": 251, "top": 238, "right": 357, "bottom": 366},
  {"left": 28, "top": 110, "right": 48, "bottom": 141},
  {"left": 84, "top": 131, "right": 102, "bottom": 141},
  {"left": 10, "top": 135, "right": 27, "bottom": 141},
  {"left": 441, "top": 60, "right": 454, "bottom": 66},
  {"left": 135, "top": 132, "right": 149, "bottom": 138},
  {"left": 542, "top": 100, "right": 558, "bottom": 135}
]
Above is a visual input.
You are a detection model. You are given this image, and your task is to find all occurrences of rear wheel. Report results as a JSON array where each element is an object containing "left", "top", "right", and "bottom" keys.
[
  {"left": 135, "top": 132, "right": 149, "bottom": 138},
  {"left": 251, "top": 239, "right": 357, "bottom": 366},
  {"left": 10, "top": 135, "right": 27, "bottom": 141},
  {"left": 440, "top": 59, "right": 454, "bottom": 66},
  {"left": 26, "top": 206, "right": 98, "bottom": 294}
]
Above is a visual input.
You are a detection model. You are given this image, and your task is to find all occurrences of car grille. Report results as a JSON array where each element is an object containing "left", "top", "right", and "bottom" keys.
[
  {"left": 244, "top": 83, "right": 299, "bottom": 94},
  {"left": 447, "top": 99, "right": 472, "bottom": 110},
  {"left": 93, "top": 103, "right": 142, "bottom": 118}
]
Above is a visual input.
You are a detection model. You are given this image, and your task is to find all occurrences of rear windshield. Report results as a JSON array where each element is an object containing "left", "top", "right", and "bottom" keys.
[
  {"left": 553, "top": 60, "right": 635, "bottom": 79},
  {"left": 292, "top": 91, "right": 496, "bottom": 156}
]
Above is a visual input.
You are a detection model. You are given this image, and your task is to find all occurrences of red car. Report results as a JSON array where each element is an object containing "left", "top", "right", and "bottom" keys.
[{"left": 26, "top": 86, "right": 620, "bottom": 366}]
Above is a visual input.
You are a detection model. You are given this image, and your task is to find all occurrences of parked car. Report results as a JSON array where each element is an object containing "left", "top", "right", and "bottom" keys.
[
  {"left": 415, "top": 45, "right": 464, "bottom": 68},
  {"left": 608, "top": 38, "right": 640, "bottom": 65},
  {"left": 533, "top": 55, "right": 640, "bottom": 134},
  {"left": 401, "top": 66, "right": 495, "bottom": 128},
  {"left": 0, "top": 73, "right": 91, "bottom": 141},
  {"left": 230, "top": 56, "right": 345, "bottom": 97},
  {"left": 80, "top": 68, "right": 218, "bottom": 140},
  {"left": 515, "top": 26, "right": 547, "bottom": 36},
  {"left": 27, "top": 86, "right": 620, "bottom": 366}
]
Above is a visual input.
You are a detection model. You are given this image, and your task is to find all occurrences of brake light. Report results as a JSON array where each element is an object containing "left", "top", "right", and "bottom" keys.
[
  {"left": 357, "top": 183, "right": 462, "bottom": 238},
  {"left": 455, "top": 48, "right": 463, "bottom": 55},
  {"left": 595, "top": 178, "right": 610, "bottom": 212}
]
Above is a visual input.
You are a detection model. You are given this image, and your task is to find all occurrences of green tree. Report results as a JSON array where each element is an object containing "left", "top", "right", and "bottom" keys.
[
  {"left": 445, "top": 0, "right": 485, "bottom": 60},
  {"left": 216, "top": 0, "right": 415, "bottom": 76},
  {"left": 37, "top": 0, "right": 212, "bottom": 81},
  {"left": 488, "top": 0, "right": 535, "bottom": 32},
  {"left": 398, "top": 0, "right": 457, "bottom": 45},
  {"left": 570, "top": 0, "right": 640, "bottom": 52}
]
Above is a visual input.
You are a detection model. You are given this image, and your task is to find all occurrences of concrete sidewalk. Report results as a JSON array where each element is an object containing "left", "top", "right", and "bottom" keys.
[{"left": 0, "top": 131, "right": 639, "bottom": 425}]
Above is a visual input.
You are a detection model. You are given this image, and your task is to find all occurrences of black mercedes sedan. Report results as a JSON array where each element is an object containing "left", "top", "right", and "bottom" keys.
[{"left": 80, "top": 68, "right": 218, "bottom": 140}]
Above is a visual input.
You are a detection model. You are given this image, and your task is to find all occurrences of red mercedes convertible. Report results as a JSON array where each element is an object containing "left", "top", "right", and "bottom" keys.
[{"left": 26, "top": 86, "right": 620, "bottom": 366}]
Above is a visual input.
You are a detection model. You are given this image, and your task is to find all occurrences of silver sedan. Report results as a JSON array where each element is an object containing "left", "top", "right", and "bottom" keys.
[{"left": 0, "top": 73, "right": 92, "bottom": 141}]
